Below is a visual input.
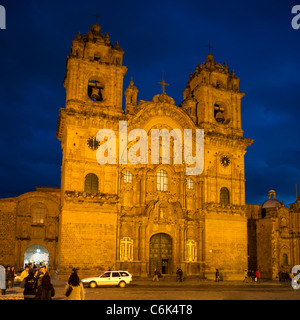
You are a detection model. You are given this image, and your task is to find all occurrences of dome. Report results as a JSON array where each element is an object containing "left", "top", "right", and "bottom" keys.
[
  {"left": 262, "top": 189, "right": 282, "bottom": 209},
  {"left": 262, "top": 199, "right": 282, "bottom": 209}
]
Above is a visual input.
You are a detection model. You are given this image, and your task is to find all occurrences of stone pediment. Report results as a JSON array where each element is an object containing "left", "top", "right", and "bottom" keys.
[{"left": 152, "top": 92, "right": 175, "bottom": 105}]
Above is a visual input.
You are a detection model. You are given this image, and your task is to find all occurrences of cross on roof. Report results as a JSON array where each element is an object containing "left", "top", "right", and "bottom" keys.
[
  {"left": 92, "top": 13, "right": 101, "bottom": 24},
  {"left": 158, "top": 79, "right": 169, "bottom": 94},
  {"left": 207, "top": 43, "right": 213, "bottom": 53},
  {"left": 158, "top": 70, "right": 169, "bottom": 94}
]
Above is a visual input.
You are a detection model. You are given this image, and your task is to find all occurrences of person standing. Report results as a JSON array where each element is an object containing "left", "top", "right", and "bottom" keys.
[
  {"left": 64, "top": 272, "right": 85, "bottom": 300},
  {"left": 251, "top": 270, "right": 255, "bottom": 283},
  {"left": 20, "top": 265, "right": 30, "bottom": 282},
  {"left": 0, "top": 265, "right": 6, "bottom": 295},
  {"left": 176, "top": 267, "right": 183, "bottom": 282},
  {"left": 215, "top": 269, "right": 220, "bottom": 282},
  {"left": 7, "top": 266, "right": 15, "bottom": 288},
  {"left": 243, "top": 270, "right": 248, "bottom": 283},
  {"left": 35, "top": 265, "right": 47, "bottom": 287},
  {"left": 23, "top": 270, "right": 38, "bottom": 300},
  {"left": 35, "top": 274, "right": 55, "bottom": 300}
]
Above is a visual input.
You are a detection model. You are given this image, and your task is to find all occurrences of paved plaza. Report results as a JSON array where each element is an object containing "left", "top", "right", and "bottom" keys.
[{"left": 1, "top": 277, "right": 299, "bottom": 301}]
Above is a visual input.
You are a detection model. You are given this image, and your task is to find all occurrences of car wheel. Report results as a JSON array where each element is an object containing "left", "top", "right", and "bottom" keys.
[
  {"left": 89, "top": 281, "right": 97, "bottom": 288},
  {"left": 119, "top": 281, "right": 126, "bottom": 288}
]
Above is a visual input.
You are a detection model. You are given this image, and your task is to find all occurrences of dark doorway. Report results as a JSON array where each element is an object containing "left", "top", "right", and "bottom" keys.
[
  {"left": 162, "top": 259, "right": 169, "bottom": 274},
  {"left": 149, "top": 233, "right": 172, "bottom": 275}
]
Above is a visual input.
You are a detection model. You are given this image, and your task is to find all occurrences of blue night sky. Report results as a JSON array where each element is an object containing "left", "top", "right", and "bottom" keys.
[{"left": 0, "top": 0, "right": 299, "bottom": 206}]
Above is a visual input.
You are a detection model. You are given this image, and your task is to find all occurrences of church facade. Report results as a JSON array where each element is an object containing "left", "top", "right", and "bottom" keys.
[{"left": 0, "top": 23, "right": 299, "bottom": 281}]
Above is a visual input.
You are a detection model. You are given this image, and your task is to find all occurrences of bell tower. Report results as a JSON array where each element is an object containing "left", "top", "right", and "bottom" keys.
[
  {"left": 181, "top": 51, "right": 253, "bottom": 207},
  {"left": 181, "top": 52, "right": 254, "bottom": 279},
  {"left": 181, "top": 52, "right": 243, "bottom": 132},
  {"left": 56, "top": 23, "right": 128, "bottom": 278},
  {"left": 63, "top": 23, "right": 127, "bottom": 116}
]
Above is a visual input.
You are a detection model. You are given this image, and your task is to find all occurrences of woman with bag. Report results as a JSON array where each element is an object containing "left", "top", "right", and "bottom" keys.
[{"left": 64, "top": 272, "right": 84, "bottom": 300}]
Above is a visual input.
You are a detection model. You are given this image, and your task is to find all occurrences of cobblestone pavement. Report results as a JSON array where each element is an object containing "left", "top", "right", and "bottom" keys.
[
  {"left": 1, "top": 278, "right": 299, "bottom": 300},
  {"left": 0, "top": 286, "right": 23, "bottom": 300}
]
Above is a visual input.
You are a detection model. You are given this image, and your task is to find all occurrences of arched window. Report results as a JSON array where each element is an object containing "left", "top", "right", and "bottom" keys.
[
  {"left": 187, "top": 178, "right": 194, "bottom": 190},
  {"left": 88, "top": 79, "right": 104, "bottom": 102},
  {"left": 220, "top": 187, "right": 230, "bottom": 204},
  {"left": 84, "top": 173, "right": 99, "bottom": 193},
  {"left": 157, "top": 170, "right": 168, "bottom": 192},
  {"left": 214, "top": 103, "right": 225, "bottom": 123},
  {"left": 124, "top": 171, "right": 132, "bottom": 184},
  {"left": 282, "top": 254, "right": 288, "bottom": 265}
]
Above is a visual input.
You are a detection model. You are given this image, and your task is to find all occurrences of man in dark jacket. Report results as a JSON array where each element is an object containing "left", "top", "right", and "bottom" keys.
[
  {"left": 176, "top": 267, "right": 183, "bottom": 282},
  {"left": 23, "top": 270, "right": 38, "bottom": 300}
]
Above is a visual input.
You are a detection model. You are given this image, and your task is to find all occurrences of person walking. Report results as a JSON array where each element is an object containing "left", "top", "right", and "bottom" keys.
[
  {"left": 35, "top": 274, "right": 55, "bottom": 300},
  {"left": 255, "top": 269, "right": 261, "bottom": 284},
  {"left": 152, "top": 268, "right": 160, "bottom": 281},
  {"left": 23, "top": 270, "right": 38, "bottom": 300},
  {"left": 64, "top": 272, "right": 85, "bottom": 300}
]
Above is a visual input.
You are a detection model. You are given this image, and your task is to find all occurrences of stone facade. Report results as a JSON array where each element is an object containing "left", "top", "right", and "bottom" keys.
[{"left": 54, "top": 22, "right": 253, "bottom": 280}]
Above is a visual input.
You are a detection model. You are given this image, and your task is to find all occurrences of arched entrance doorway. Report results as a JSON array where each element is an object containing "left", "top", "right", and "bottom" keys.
[
  {"left": 149, "top": 233, "right": 172, "bottom": 275},
  {"left": 24, "top": 245, "right": 49, "bottom": 269}
]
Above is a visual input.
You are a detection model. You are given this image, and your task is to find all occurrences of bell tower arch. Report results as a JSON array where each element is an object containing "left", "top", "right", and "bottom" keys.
[{"left": 63, "top": 23, "right": 128, "bottom": 116}]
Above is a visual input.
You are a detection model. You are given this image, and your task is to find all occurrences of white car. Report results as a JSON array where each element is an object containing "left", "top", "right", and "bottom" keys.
[{"left": 82, "top": 270, "right": 132, "bottom": 288}]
